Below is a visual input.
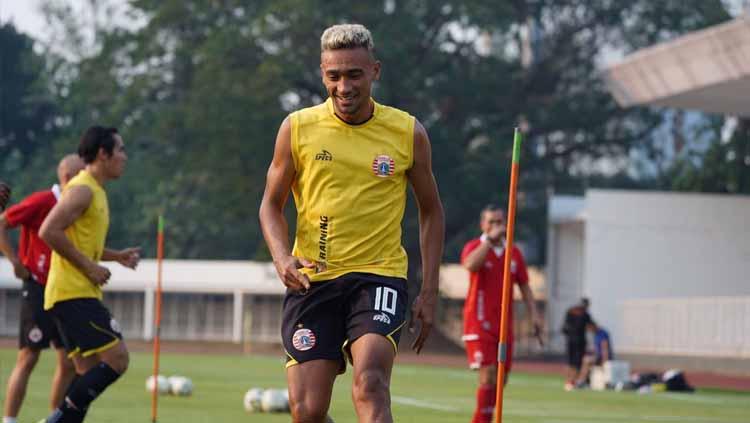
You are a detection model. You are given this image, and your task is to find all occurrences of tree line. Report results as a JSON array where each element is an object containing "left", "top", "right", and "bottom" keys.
[{"left": 1, "top": 0, "right": 746, "bottom": 276}]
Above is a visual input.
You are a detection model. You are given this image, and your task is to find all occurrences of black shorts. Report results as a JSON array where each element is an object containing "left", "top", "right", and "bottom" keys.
[
  {"left": 19, "top": 279, "right": 63, "bottom": 350},
  {"left": 282, "top": 272, "right": 408, "bottom": 371},
  {"left": 49, "top": 298, "right": 123, "bottom": 358},
  {"left": 567, "top": 341, "right": 586, "bottom": 369}
]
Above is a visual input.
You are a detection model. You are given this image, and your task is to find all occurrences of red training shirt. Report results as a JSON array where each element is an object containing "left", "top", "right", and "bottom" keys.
[
  {"left": 4, "top": 185, "right": 60, "bottom": 285},
  {"left": 461, "top": 237, "right": 529, "bottom": 342}
]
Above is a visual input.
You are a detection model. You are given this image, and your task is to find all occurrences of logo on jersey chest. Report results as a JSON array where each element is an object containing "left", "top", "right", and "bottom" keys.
[
  {"left": 372, "top": 155, "right": 395, "bottom": 177},
  {"left": 484, "top": 258, "right": 517, "bottom": 273},
  {"left": 315, "top": 150, "right": 333, "bottom": 161}
]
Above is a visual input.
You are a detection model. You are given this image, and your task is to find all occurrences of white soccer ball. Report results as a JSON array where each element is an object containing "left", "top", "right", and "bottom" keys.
[
  {"left": 243, "top": 388, "right": 264, "bottom": 413},
  {"left": 261, "top": 388, "right": 289, "bottom": 413},
  {"left": 168, "top": 376, "right": 193, "bottom": 396},
  {"left": 145, "top": 375, "right": 169, "bottom": 395}
]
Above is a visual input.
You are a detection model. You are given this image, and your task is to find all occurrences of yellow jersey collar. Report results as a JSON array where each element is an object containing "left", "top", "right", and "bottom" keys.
[{"left": 325, "top": 97, "right": 378, "bottom": 127}]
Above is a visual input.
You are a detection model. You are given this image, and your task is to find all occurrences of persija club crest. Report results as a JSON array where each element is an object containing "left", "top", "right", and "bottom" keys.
[
  {"left": 292, "top": 328, "right": 316, "bottom": 351},
  {"left": 372, "top": 155, "right": 395, "bottom": 177}
]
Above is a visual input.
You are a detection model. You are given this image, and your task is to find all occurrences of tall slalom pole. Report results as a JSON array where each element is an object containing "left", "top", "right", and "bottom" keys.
[
  {"left": 151, "top": 216, "right": 165, "bottom": 423},
  {"left": 495, "top": 128, "right": 523, "bottom": 422}
]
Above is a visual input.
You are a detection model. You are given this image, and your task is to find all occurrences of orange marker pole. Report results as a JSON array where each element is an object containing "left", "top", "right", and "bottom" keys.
[
  {"left": 495, "top": 128, "right": 522, "bottom": 422},
  {"left": 151, "top": 216, "right": 164, "bottom": 423}
]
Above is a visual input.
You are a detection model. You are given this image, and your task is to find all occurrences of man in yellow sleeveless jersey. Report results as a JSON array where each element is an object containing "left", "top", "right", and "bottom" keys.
[
  {"left": 260, "top": 24, "right": 445, "bottom": 423},
  {"left": 38, "top": 126, "right": 140, "bottom": 423}
]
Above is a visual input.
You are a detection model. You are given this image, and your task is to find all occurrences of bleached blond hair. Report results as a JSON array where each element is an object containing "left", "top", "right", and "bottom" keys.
[{"left": 320, "top": 24, "right": 374, "bottom": 52}]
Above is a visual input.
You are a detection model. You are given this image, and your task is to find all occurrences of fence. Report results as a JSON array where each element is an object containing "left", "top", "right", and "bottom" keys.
[{"left": 621, "top": 296, "right": 750, "bottom": 358}]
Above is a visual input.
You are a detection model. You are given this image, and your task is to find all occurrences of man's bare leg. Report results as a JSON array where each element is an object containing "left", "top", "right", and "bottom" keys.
[
  {"left": 287, "top": 359, "right": 339, "bottom": 423},
  {"left": 3, "top": 348, "right": 40, "bottom": 419},
  {"left": 48, "top": 348, "right": 76, "bottom": 411},
  {"left": 350, "top": 334, "right": 396, "bottom": 423}
]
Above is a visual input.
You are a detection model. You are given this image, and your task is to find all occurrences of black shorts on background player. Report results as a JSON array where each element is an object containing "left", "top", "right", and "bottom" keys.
[
  {"left": 50, "top": 298, "right": 123, "bottom": 357},
  {"left": 282, "top": 272, "right": 407, "bottom": 370},
  {"left": 567, "top": 341, "right": 586, "bottom": 369},
  {"left": 19, "top": 278, "right": 63, "bottom": 349}
]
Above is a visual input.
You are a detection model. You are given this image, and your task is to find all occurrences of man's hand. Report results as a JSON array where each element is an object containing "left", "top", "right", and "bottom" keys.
[
  {"left": 485, "top": 224, "right": 505, "bottom": 244},
  {"left": 116, "top": 247, "right": 141, "bottom": 269},
  {"left": 85, "top": 262, "right": 111, "bottom": 286},
  {"left": 532, "top": 315, "right": 545, "bottom": 347},
  {"left": 11, "top": 258, "right": 30, "bottom": 280},
  {"left": 409, "top": 290, "right": 438, "bottom": 354},
  {"left": 0, "top": 182, "right": 10, "bottom": 211},
  {"left": 273, "top": 255, "right": 314, "bottom": 292}
]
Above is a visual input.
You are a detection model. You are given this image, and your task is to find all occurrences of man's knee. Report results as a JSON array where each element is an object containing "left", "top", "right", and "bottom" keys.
[
  {"left": 100, "top": 344, "right": 129, "bottom": 374},
  {"left": 352, "top": 368, "right": 389, "bottom": 403},
  {"left": 56, "top": 349, "right": 75, "bottom": 372},
  {"left": 289, "top": 397, "right": 329, "bottom": 423},
  {"left": 479, "top": 366, "right": 497, "bottom": 386},
  {"left": 111, "top": 348, "right": 129, "bottom": 374},
  {"left": 16, "top": 348, "right": 41, "bottom": 373}
]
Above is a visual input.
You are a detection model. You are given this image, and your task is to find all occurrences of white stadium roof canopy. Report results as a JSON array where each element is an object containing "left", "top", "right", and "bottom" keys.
[{"left": 604, "top": 14, "right": 750, "bottom": 116}]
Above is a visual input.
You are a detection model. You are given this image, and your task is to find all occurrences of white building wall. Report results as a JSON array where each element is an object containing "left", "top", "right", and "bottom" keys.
[
  {"left": 582, "top": 190, "right": 750, "bottom": 354},
  {"left": 547, "top": 221, "right": 585, "bottom": 351},
  {"left": 546, "top": 196, "right": 587, "bottom": 352}
]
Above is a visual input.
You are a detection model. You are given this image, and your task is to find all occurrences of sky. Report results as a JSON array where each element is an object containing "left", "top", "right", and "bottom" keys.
[
  {"left": 2, "top": 0, "right": 748, "bottom": 43},
  {"left": 0, "top": 0, "right": 47, "bottom": 38}
]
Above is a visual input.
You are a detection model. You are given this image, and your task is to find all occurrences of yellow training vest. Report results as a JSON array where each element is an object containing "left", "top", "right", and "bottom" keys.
[
  {"left": 45, "top": 170, "right": 110, "bottom": 309},
  {"left": 290, "top": 97, "right": 415, "bottom": 282}
]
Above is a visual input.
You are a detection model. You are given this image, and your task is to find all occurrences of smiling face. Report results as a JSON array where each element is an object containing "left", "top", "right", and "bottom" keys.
[{"left": 320, "top": 47, "right": 381, "bottom": 124}]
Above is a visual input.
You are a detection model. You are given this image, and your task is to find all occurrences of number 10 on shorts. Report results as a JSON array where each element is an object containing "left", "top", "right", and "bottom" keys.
[{"left": 374, "top": 286, "right": 398, "bottom": 315}]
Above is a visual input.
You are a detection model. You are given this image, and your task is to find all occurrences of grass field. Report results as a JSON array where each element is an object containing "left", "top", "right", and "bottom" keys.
[{"left": 1, "top": 348, "right": 748, "bottom": 422}]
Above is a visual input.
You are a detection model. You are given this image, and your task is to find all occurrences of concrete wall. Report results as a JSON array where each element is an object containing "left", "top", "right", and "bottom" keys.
[
  {"left": 546, "top": 221, "right": 585, "bottom": 352},
  {"left": 582, "top": 190, "right": 750, "bottom": 355}
]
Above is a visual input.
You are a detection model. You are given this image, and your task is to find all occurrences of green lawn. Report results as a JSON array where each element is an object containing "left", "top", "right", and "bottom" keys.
[{"left": 1, "top": 348, "right": 747, "bottom": 422}]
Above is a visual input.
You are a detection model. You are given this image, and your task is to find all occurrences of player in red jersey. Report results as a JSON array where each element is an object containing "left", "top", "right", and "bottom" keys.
[
  {"left": 0, "top": 155, "right": 84, "bottom": 423},
  {"left": 461, "top": 204, "right": 543, "bottom": 423}
]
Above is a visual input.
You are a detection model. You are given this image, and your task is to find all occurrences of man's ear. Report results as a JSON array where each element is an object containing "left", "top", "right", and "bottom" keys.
[{"left": 373, "top": 60, "right": 381, "bottom": 81}]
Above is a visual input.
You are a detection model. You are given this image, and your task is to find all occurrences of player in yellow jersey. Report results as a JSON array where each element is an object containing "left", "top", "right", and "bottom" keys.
[
  {"left": 260, "top": 24, "right": 445, "bottom": 423},
  {"left": 38, "top": 126, "right": 140, "bottom": 423}
]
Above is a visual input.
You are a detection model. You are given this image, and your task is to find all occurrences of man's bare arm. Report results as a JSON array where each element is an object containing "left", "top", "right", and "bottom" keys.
[
  {"left": 0, "top": 213, "right": 30, "bottom": 280},
  {"left": 102, "top": 247, "right": 141, "bottom": 269},
  {"left": 462, "top": 241, "right": 492, "bottom": 272},
  {"left": 259, "top": 117, "right": 313, "bottom": 291},
  {"left": 40, "top": 185, "right": 110, "bottom": 285},
  {"left": 407, "top": 119, "right": 445, "bottom": 354},
  {"left": 519, "top": 283, "right": 544, "bottom": 345}
]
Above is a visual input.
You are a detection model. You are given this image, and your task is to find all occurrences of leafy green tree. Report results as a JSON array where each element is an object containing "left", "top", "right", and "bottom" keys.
[
  {"left": 0, "top": 23, "right": 60, "bottom": 193},
  {"left": 32, "top": 0, "right": 732, "bottom": 267}
]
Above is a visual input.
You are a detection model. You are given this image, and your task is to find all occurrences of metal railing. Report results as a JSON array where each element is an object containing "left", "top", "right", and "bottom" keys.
[{"left": 621, "top": 296, "right": 750, "bottom": 358}]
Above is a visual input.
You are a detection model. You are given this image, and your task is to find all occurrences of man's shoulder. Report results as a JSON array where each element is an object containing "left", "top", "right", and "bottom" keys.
[
  {"left": 463, "top": 238, "right": 481, "bottom": 248},
  {"left": 66, "top": 172, "right": 100, "bottom": 194},
  {"left": 291, "top": 102, "right": 329, "bottom": 127},
  {"left": 375, "top": 101, "right": 415, "bottom": 132},
  {"left": 461, "top": 238, "right": 483, "bottom": 256},
  {"left": 4, "top": 190, "right": 55, "bottom": 226},
  {"left": 511, "top": 245, "right": 526, "bottom": 258},
  {"left": 16, "top": 190, "right": 55, "bottom": 209},
  {"left": 26, "top": 189, "right": 55, "bottom": 203},
  {"left": 376, "top": 101, "right": 413, "bottom": 119}
]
